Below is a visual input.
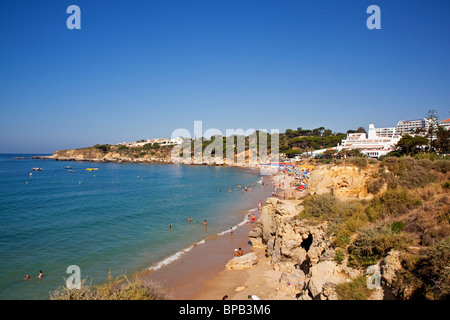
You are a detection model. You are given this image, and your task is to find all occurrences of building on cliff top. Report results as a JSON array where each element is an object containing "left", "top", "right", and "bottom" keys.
[
  {"left": 336, "top": 124, "right": 401, "bottom": 158},
  {"left": 307, "top": 124, "right": 401, "bottom": 159}
]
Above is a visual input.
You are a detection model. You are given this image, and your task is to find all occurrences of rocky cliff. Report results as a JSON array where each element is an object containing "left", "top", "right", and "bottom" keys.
[
  {"left": 45, "top": 146, "right": 174, "bottom": 164},
  {"left": 247, "top": 197, "right": 396, "bottom": 300},
  {"left": 307, "top": 164, "right": 382, "bottom": 200}
]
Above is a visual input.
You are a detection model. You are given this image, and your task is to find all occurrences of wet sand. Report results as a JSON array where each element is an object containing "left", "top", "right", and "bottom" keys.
[{"left": 142, "top": 217, "right": 259, "bottom": 299}]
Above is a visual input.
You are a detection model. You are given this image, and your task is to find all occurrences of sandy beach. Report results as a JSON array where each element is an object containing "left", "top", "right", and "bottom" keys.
[
  {"left": 135, "top": 167, "right": 308, "bottom": 300},
  {"left": 187, "top": 172, "right": 303, "bottom": 300},
  {"left": 138, "top": 169, "right": 277, "bottom": 299}
]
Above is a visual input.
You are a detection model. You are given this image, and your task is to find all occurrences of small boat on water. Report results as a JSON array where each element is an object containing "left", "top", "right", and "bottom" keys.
[
  {"left": 65, "top": 166, "right": 72, "bottom": 169},
  {"left": 32, "top": 167, "right": 43, "bottom": 171},
  {"left": 68, "top": 170, "right": 76, "bottom": 173},
  {"left": 86, "top": 168, "right": 99, "bottom": 171}
]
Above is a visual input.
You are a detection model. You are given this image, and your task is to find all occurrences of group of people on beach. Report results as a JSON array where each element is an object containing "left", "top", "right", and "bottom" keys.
[{"left": 233, "top": 247, "right": 244, "bottom": 258}]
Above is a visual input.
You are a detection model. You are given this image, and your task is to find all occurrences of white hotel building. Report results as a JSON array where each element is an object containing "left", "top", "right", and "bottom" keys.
[
  {"left": 335, "top": 124, "right": 401, "bottom": 158},
  {"left": 306, "top": 124, "right": 401, "bottom": 159},
  {"left": 305, "top": 117, "right": 444, "bottom": 159}
]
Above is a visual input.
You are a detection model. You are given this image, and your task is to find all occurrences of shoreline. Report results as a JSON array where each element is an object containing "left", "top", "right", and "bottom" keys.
[
  {"left": 137, "top": 170, "right": 301, "bottom": 300},
  {"left": 136, "top": 174, "right": 275, "bottom": 299},
  {"left": 30, "top": 155, "right": 297, "bottom": 299},
  {"left": 187, "top": 172, "right": 303, "bottom": 300}
]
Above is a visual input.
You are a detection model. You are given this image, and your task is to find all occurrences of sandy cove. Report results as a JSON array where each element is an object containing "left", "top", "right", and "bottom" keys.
[{"left": 188, "top": 172, "right": 303, "bottom": 300}]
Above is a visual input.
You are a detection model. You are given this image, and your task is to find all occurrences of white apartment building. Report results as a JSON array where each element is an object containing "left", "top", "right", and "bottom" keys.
[
  {"left": 335, "top": 124, "right": 401, "bottom": 158},
  {"left": 374, "top": 127, "right": 397, "bottom": 138},
  {"left": 396, "top": 118, "right": 438, "bottom": 136},
  {"left": 118, "top": 137, "right": 183, "bottom": 147}
]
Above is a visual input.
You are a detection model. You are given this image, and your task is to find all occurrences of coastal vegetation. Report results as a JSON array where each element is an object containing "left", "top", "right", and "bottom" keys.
[
  {"left": 279, "top": 127, "right": 346, "bottom": 158},
  {"left": 335, "top": 275, "right": 374, "bottom": 300},
  {"left": 50, "top": 274, "right": 171, "bottom": 300},
  {"left": 282, "top": 152, "right": 450, "bottom": 300},
  {"left": 66, "top": 126, "right": 352, "bottom": 162},
  {"left": 293, "top": 155, "right": 449, "bottom": 299}
]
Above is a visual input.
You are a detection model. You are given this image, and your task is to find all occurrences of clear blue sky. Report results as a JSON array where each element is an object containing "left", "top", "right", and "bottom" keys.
[{"left": 1, "top": 0, "right": 449, "bottom": 153}]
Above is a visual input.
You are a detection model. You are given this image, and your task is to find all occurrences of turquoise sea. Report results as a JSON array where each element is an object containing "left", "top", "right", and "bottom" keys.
[{"left": 0, "top": 154, "right": 270, "bottom": 299}]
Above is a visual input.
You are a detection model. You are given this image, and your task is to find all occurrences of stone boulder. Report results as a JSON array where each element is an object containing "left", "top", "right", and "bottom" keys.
[
  {"left": 381, "top": 250, "right": 402, "bottom": 287},
  {"left": 279, "top": 269, "right": 306, "bottom": 294},
  {"left": 307, "top": 261, "right": 350, "bottom": 299},
  {"left": 225, "top": 252, "right": 258, "bottom": 270},
  {"left": 320, "top": 282, "right": 339, "bottom": 300}
]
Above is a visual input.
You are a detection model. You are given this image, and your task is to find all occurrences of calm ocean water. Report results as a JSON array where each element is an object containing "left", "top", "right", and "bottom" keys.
[{"left": 0, "top": 154, "right": 270, "bottom": 299}]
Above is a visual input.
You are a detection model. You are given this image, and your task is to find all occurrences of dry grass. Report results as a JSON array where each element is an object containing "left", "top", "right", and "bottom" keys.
[
  {"left": 335, "top": 276, "right": 374, "bottom": 300},
  {"left": 50, "top": 273, "right": 172, "bottom": 300}
]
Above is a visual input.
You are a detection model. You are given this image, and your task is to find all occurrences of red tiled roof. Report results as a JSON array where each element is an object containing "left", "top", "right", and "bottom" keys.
[{"left": 441, "top": 118, "right": 450, "bottom": 123}]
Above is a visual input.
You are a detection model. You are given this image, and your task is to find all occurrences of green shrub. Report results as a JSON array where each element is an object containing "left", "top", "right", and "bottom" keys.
[
  {"left": 348, "top": 224, "right": 410, "bottom": 268},
  {"left": 335, "top": 248, "right": 345, "bottom": 264},
  {"left": 381, "top": 157, "right": 438, "bottom": 189},
  {"left": 367, "top": 187, "right": 419, "bottom": 219},
  {"left": 335, "top": 234, "right": 351, "bottom": 248},
  {"left": 343, "top": 157, "right": 368, "bottom": 169},
  {"left": 93, "top": 144, "right": 110, "bottom": 152},
  {"left": 366, "top": 177, "right": 385, "bottom": 195},
  {"left": 390, "top": 221, "right": 405, "bottom": 233},
  {"left": 300, "top": 194, "right": 339, "bottom": 219},
  {"left": 50, "top": 274, "right": 170, "bottom": 300},
  {"left": 365, "top": 202, "right": 384, "bottom": 222},
  {"left": 414, "top": 153, "right": 440, "bottom": 161},
  {"left": 413, "top": 237, "right": 450, "bottom": 300},
  {"left": 118, "top": 145, "right": 128, "bottom": 151},
  {"left": 335, "top": 276, "right": 374, "bottom": 300},
  {"left": 331, "top": 201, "right": 369, "bottom": 248},
  {"left": 433, "top": 160, "right": 450, "bottom": 174},
  {"left": 317, "top": 159, "right": 332, "bottom": 164}
]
